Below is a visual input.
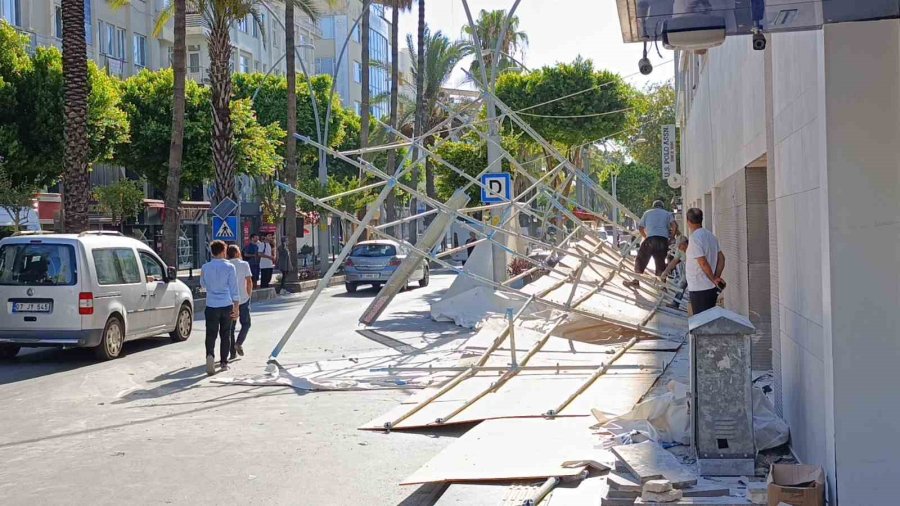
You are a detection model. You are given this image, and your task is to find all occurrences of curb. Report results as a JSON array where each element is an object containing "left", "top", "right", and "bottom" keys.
[{"left": 192, "top": 278, "right": 345, "bottom": 312}]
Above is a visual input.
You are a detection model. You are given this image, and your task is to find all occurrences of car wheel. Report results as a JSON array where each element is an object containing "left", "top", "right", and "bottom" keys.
[
  {"left": 418, "top": 267, "right": 430, "bottom": 288},
  {"left": 0, "top": 345, "right": 20, "bottom": 360},
  {"left": 95, "top": 316, "right": 125, "bottom": 360},
  {"left": 345, "top": 282, "right": 358, "bottom": 293},
  {"left": 170, "top": 303, "right": 193, "bottom": 342}
]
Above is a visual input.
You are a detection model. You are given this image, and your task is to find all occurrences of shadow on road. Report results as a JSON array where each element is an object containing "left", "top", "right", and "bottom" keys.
[
  {"left": 0, "top": 337, "right": 180, "bottom": 386},
  {"left": 111, "top": 364, "right": 209, "bottom": 405}
]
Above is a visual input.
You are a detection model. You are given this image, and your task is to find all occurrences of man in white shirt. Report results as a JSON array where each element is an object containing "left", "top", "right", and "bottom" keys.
[
  {"left": 226, "top": 245, "right": 253, "bottom": 359},
  {"left": 684, "top": 208, "right": 726, "bottom": 314},
  {"left": 257, "top": 233, "right": 276, "bottom": 288}
]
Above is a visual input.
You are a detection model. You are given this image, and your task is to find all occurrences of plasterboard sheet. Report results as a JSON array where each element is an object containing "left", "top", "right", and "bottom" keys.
[
  {"left": 434, "top": 475, "right": 608, "bottom": 505},
  {"left": 402, "top": 417, "right": 612, "bottom": 485}
]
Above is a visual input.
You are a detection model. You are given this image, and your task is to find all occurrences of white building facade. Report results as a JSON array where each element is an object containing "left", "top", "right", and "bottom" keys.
[{"left": 676, "top": 19, "right": 900, "bottom": 504}]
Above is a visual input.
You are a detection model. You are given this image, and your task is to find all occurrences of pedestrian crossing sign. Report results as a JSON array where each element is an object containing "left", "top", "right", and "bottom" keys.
[{"left": 213, "top": 216, "right": 238, "bottom": 241}]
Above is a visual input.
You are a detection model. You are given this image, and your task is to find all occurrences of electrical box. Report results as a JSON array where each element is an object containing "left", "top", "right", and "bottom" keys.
[{"left": 689, "top": 307, "right": 756, "bottom": 476}]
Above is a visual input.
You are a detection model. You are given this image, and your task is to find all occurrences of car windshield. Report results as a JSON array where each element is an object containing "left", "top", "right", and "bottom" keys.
[
  {"left": 350, "top": 244, "right": 397, "bottom": 257},
  {"left": 0, "top": 243, "right": 77, "bottom": 286}
]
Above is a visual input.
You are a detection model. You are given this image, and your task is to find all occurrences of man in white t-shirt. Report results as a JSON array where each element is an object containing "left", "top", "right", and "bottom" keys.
[
  {"left": 226, "top": 245, "right": 253, "bottom": 359},
  {"left": 257, "top": 233, "right": 276, "bottom": 288},
  {"left": 684, "top": 208, "right": 725, "bottom": 314}
]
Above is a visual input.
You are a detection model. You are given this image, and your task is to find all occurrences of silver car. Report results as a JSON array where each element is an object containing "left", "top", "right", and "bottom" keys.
[
  {"left": 342, "top": 240, "right": 429, "bottom": 293},
  {"left": 0, "top": 232, "right": 194, "bottom": 360}
]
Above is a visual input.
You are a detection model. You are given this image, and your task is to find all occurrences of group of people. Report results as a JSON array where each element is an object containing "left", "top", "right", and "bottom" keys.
[
  {"left": 199, "top": 232, "right": 296, "bottom": 376},
  {"left": 630, "top": 200, "right": 725, "bottom": 315}
]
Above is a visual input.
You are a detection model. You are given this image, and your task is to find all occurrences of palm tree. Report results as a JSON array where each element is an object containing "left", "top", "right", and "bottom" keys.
[
  {"left": 462, "top": 8, "right": 528, "bottom": 84},
  {"left": 405, "top": 28, "right": 470, "bottom": 202},
  {"left": 409, "top": 0, "right": 425, "bottom": 243},
  {"left": 161, "top": 0, "right": 186, "bottom": 268},
  {"left": 61, "top": 0, "right": 92, "bottom": 232},
  {"left": 377, "top": 0, "right": 412, "bottom": 233}
]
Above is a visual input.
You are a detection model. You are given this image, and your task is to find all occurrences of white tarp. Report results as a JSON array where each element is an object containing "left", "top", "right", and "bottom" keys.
[{"left": 430, "top": 285, "right": 526, "bottom": 329}]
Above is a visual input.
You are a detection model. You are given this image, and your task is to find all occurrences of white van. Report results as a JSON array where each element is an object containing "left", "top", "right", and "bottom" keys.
[{"left": 0, "top": 232, "right": 194, "bottom": 360}]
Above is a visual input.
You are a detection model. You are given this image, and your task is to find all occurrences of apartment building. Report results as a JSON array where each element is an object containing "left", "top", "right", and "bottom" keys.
[
  {"left": 617, "top": 3, "right": 900, "bottom": 503},
  {"left": 314, "top": 0, "right": 392, "bottom": 118}
]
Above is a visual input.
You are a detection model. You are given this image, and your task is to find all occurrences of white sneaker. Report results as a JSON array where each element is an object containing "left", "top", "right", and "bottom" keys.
[{"left": 206, "top": 355, "right": 215, "bottom": 376}]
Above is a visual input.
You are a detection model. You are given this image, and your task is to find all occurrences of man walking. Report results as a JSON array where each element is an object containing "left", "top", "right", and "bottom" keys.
[
  {"left": 200, "top": 240, "right": 239, "bottom": 375},
  {"left": 464, "top": 231, "right": 477, "bottom": 266},
  {"left": 276, "top": 237, "right": 293, "bottom": 294},
  {"left": 226, "top": 245, "right": 253, "bottom": 359},
  {"left": 624, "top": 200, "right": 675, "bottom": 288},
  {"left": 684, "top": 208, "right": 726, "bottom": 314},
  {"left": 244, "top": 233, "right": 260, "bottom": 287},
  {"left": 258, "top": 233, "right": 276, "bottom": 288}
]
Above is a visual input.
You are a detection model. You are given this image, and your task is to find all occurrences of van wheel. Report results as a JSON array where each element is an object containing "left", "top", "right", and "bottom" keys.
[
  {"left": 418, "top": 267, "right": 430, "bottom": 288},
  {"left": 170, "top": 304, "right": 193, "bottom": 342},
  {"left": 345, "top": 282, "right": 358, "bottom": 293},
  {"left": 95, "top": 317, "right": 125, "bottom": 361},
  {"left": 0, "top": 345, "right": 20, "bottom": 360}
]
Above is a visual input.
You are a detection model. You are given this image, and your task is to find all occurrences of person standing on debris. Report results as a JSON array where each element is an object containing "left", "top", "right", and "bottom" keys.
[
  {"left": 200, "top": 240, "right": 239, "bottom": 375},
  {"left": 464, "top": 231, "right": 477, "bottom": 266},
  {"left": 276, "top": 237, "right": 293, "bottom": 294},
  {"left": 685, "top": 208, "right": 725, "bottom": 314},
  {"left": 258, "top": 233, "right": 276, "bottom": 288},
  {"left": 226, "top": 245, "right": 253, "bottom": 360},
  {"left": 244, "top": 233, "right": 260, "bottom": 287},
  {"left": 624, "top": 200, "right": 675, "bottom": 288},
  {"left": 659, "top": 236, "right": 689, "bottom": 309}
]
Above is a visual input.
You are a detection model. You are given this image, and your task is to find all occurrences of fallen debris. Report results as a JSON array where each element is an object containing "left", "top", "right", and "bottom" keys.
[
  {"left": 642, "top": 488, "right": 683, "bottom": 503},
  {"left": 611, "top": 441, "right": 698, "bottom": 489}
]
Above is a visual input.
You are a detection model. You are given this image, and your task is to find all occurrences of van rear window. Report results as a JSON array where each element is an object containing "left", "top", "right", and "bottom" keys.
[{"left": 0, "top": 243, "right": 78, "bottom": 286}]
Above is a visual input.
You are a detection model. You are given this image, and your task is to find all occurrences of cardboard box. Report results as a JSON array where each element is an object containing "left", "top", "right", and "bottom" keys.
[{"left": 767, "top": 464, "right": 825, "bottom": 506}]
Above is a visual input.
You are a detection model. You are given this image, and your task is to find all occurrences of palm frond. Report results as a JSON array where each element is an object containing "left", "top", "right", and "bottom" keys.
[{"left": 152, "top": 2, "right": 176, "bottom": 38}]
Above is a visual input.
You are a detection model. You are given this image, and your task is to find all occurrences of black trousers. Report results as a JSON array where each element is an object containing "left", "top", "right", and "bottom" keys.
[
  {"left": 205, "top": 306, "right": 233, "bottom": 364},
  {"left": 260, "top": 268, "right": 274, "bottom": 288},
  {"left": 229, "top": 301, "right": 251, "bottom": 354},
  {"left": 635, "top": 236, "right": 669, "bottom": 276},
  {"left": 690, "top": 288, "right": 719, "bottom": 314}
]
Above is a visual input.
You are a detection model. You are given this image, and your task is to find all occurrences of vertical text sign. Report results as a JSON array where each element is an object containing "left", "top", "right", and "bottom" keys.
[{"left": 662, "top": 124, "right": 677, "bottom": 180}]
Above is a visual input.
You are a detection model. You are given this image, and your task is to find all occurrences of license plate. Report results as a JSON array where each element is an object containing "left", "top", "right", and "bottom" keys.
[
  {"left": 360, "top": 274, "right": 381, "bottom": 280},
  {"left": 13, "top": 302, "right": 52, "bottom": 313}
]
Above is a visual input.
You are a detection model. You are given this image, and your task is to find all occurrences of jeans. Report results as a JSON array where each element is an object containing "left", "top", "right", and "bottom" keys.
[
  {"left": 205, "top": 306, "right": 233, "bottom": 365},
  {"left": 249, "top": 263, "right": 260, "bottom": 285},
  {"left": 689, "top": 287, "right": 719, "bottom": 315},
  {"left": 260, "top": 268, "right": 273, "bottom": 288},
  {"left": 229, "top": 302, "right": 251, "bottom": 355}
]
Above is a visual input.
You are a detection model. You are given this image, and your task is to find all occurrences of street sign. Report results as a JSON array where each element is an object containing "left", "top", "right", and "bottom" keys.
[
  {"left": 480, "top": 173, "right": 512, "bottom": 203},
  {"left": 662, "top": 125, "right": 677, "bottom": 179},
  {"left": 211, "top": 197, "right": 238, "bottom": 219},
  {"left": 212, "top": 216, "right": 238, "bottom": 241}
]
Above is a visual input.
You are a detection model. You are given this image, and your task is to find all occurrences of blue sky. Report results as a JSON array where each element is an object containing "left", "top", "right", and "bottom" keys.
[{"left": 395, "top": 0, "right": 674, "bottom": 89}]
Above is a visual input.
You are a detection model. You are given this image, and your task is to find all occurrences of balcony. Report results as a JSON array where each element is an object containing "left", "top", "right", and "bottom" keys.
[
  {"left": 17, "top": 28, "right": 62, "bottom": 55},
  {"left": 187, "top": 66, "right": 210, "bottom": 85}
]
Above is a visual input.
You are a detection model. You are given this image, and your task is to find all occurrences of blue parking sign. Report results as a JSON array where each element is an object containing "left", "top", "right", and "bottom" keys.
[
  {"left": 212, "top": 216, "right": 238, "bottom": 242},
  {"left": 480, "top": 173, "right": 512, "bottom": 203}
]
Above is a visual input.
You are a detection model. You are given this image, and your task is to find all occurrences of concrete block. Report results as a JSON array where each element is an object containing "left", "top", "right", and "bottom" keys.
[
  {"left": 608, "top": 471, "right": 644, "bottom": 492},
  {"left": 645, "top": 480, "right": 674, "bottom": 493},
  {"left": 641, "top": 488, "right": 683, "bottom": 503}
]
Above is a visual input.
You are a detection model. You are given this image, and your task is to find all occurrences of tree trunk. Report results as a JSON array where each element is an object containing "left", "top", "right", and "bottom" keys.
[
  {"left": 284, "top": 0, "right": 298, "bottom": 284},
  {"left": 162, "top": 0, "right": 186, "bottom": 268},
  {"left": 410, "top": 0, "right": 425, "bottom": 244},
  {"left": 209, "top": 15, "right": 236, "bottom": 203},
  {"left": 360, "top": 3, "right": 370, "bottom": 170},
  {"left": 61, "top": 0, "right": 91, "bottom": 233},
  {"left": 384, "top": 3, "right": 400, "bottom": 236}
]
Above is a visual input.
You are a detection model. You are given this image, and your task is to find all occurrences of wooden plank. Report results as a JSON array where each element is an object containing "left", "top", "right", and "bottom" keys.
[
  {"left": 611, "top": 442, "right": 698, "bottom": 489},
  {"left": 402, "top": 418, "right": 613, "bottom": 485}
]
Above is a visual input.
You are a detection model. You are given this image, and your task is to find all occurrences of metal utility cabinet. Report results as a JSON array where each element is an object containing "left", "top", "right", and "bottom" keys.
[{"left": 689, "top": 307, "right": 757, "bottom": 476}]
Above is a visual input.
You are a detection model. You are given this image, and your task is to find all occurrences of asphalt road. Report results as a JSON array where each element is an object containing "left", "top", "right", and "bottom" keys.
[{"left": 0, "top": 272, "right": 470, "bottom": 505}]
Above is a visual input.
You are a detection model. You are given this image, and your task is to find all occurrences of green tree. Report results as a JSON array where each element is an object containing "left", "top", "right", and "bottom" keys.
[
  {"left": 0, "top": 39, "right": 129, "bottom": 188},
  {"left": 93, "top": 178, "right": 146, "bottom": 232},
  {"left": 626, "top": 81, "right": 677, "bottom": 174},
  {"left": 462, "top": 8, "right": 528, "bottom": 81},
  {"left": 433, "top": 139, "right": 486, "bottom": 204},
  {"left": 597, "top": 160, "right": 675, "bottom": 217},
  {"left": 0, "top": 164, "right": 38, "bottom": 233}
]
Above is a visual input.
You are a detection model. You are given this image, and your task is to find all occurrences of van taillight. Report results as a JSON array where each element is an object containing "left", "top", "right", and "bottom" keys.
[
  {"left": 389, "top": 257, "right": 401, "bottom": 267},
  {"left": 79, "top": 292, "right": 94, "bottom": 315}
]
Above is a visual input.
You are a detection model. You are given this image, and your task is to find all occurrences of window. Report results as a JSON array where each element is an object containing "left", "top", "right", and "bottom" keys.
[
  {"left": 92, "top": 248, "right": 141, "bottom": 285},
  {"left": 315, "top": 57, "right": 333, "bottom": 76},
  {"left": 55, "top": 6, "right": 62, "bottom": 38},
  {"left": 239, "top": 54, "right": 249, "bottom": 73},
  {"left": 0, "top": 244, "right": 77, "bottom": 286},
  {"left": 369, "top": 30, "right": 388, "bottom": 63},
  {"left": 371, "top": 4, "right": 385, "bottom": 18},
  {"left": 350, "top": 243, "right": 396, "bottom": 258},
  {"left": 116, "top": 27, "right": 126, "bottom": 59},
  {"left": 83, "top": 0, "right": 92, "bottom": 43},
  {"left": 99, "top": 21, "right": 126, "bottom": 59},
  {"left": 133, "top": 33, "right": 146, "bottom": 67},
  {"left": 139, "top": 252, "right": 165, "bottom": 282},
  {"left": 188, "top": 52, "right": 200, "bottom": 72},
  {"left": 353, "top": 61, "right": 361, "bottom": 83},
  {"left": 237, "top": 16, "right": 248, "bottom": 33},
  {"left": 354, "top": 101, "right": 361, "bottom": 115},
  {"left": 251, "top": 17, "right": 259, "bottom": 38},
  {"left": 319, "top": 16, "right": 334, "bottom": 39},
  {"left": 1, "top": 0, "right": 19, "bottom": 26}
]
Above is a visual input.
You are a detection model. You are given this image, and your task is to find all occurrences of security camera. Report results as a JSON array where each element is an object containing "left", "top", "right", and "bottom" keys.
[
  {"left": 752, "top": 31, "right": 766, "bottom": 51},
  {"left": 638, "top": 57, "right": 653, "bottom": 76}
]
